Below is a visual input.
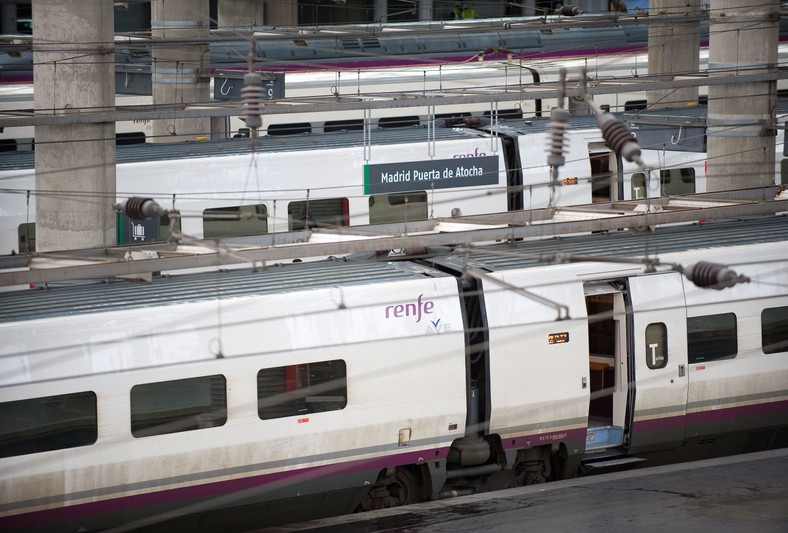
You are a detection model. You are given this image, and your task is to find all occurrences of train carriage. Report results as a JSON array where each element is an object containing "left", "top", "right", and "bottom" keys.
[
  {"left": 0, "top": 260, "right": 470, "bottom": 531},
  {"left": 0, "top": 126, "right": 510, "bottom": 255},
  {"left": 1, "top": 214, "right": 787, "bottom": 531}
]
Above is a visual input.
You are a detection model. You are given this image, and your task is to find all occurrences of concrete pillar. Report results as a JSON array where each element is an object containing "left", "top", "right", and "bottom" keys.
[
  {"left": 1, "top": 4, "right": 17, "bottom": 34},
  {"left": 33, "top": 0, "right": 115, "bottom": 252},
  {"left": 151, "top": 0, "right": 210, "bottom": 142},
  {"left": 374, "top": 0, "right": 387, "bottom": 23},
  {"left": 264, "top": 0, "right": 297, "bottom": 25},
  {"left": 218, "top": 0, "right": 265, "bottom": 29},
  {"left": 646, "top": 0, "right": 701, "bottom": 109},
  {"left": 419, "top": 0, "right": 433, "bottom": 21},
  {"left": 521, "top": 0, "right": 536, "bottom": 16},
  {"left": 706, "top": 0, "right": 779, "bottom": 192}
]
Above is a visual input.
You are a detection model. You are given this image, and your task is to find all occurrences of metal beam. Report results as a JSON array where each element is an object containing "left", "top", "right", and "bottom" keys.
[
  {"left": 3, "top": 68, "right": 787, "bottom": 128},
  {"left": 1, "top": 188, "right": 784, "bottom": 287}
]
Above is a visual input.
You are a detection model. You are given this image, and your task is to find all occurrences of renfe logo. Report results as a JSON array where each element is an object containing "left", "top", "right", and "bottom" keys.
[
  {"left": 453, "top": 147, "right": 487, "bottom": 158},
  {"left": 385, "top": 294, "right": 434, "bottom": 323}
]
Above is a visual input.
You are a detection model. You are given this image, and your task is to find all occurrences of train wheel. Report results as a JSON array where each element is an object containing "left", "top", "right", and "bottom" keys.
[
  {"left": 357, "top": 468, "right": 422, "bottom": 511},
  {"left": 387, "top": 468, "right": 421, "bottom": 506}
]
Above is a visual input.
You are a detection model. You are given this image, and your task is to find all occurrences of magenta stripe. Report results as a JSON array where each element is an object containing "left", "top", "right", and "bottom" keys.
[
  {"left": 634, "top": 398, "right": 788, "bottom": 433},
  {"left": 686, "top": 398, "right": 788, "bottom": 425},
  {"left": 501, "top": 427, "right": 587, "bottom": 451},
  {"left": 1, "top": 446, "right": 450, "bottom": 528}
]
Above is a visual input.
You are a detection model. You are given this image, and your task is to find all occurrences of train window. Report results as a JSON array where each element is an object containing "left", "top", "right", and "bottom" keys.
[
  {"left": 378, "top": 116, "right": 420, "bottom": 129},
  {"left": 116, "top": 132, "right": 146, "bottom": 146},
  {"left": 130, "top": 375, "right": 227, "bottom": 438},
  {"left": 762, "top": 306, "right": 788, "bottom": 354},
  {"left": 687, "top": 313, "right": 738, "bottom": 364},
  {"left": 0, "top": 391, "right": 97, "bottom": 458},
  {"left": 203, "top": 204, "right": 267, "bottom": 238},
  {"left": 660, "top": 168, "right": 696, "bottom": 196},
  {"left": 17, "top": 222, "right": 35, "bottom": 254},
  {"left": 645, "top": 323, "right": 668, "bottom": 369},
  {"left": 631, "top": 173, "right": 646, "bottom": 200},
  {"left": 324, "top": 119, "right": 364, "bottom": 132},
  {"left": 288, "top": 198, "right": 349, "bottom": 230},
  {"left": 0, "top": 138, "right": 18, "bottom": 152},
  {"left": 257, "top": 359, "right": 347, "bottom": 420},
  {"left": 625, "top": 100, "right": 647, "bottom": 111},
  {"left": 369, "top": 192, "right": 428, "bottom": 224},
  {"left": 159, "top": 212, "right": 181, "bottom": 243},
  {"left": 267, "top": 123, "right": 312, "bottom": 135}
]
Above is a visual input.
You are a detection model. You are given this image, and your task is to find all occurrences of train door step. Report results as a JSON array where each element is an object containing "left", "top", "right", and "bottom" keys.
[
  {"left": 585, "top": 423, "right": 623, "bottom": 450},
  {"left": 581, "top": 455, "right": 647, "bottom": 473}
]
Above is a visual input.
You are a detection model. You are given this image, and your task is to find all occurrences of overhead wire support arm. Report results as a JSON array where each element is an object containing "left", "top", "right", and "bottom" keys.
[
  {"left": 460, "top": 261, "right": 571, "bottom": 321},
  {"left": 546, "top": 69, "right": 570, "bottom": 207},
  {"left": 576, "top": 67, "right": 645, "bottom": 170}
]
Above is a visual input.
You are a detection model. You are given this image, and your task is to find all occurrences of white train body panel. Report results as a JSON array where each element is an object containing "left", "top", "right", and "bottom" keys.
[
  {"left": 482, "top": 268, "right": 590, "bottom": 443},
  {"left": 0, "top": 133, "right": 508, "bottom": 255},
  {"left": 679, "top": 246, "right": 788, "bottom": 435},
  {"left": 517, "top": 128, "right": 598, "bottom": 207},
  {"left": 0, "top": 271, "right": 469, "bottom": 521}
]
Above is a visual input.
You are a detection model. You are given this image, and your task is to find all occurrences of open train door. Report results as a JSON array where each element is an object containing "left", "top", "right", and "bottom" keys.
[
  {"left": 627, "top": 272, "right": 689, "bottom": 453},
  {"left": 588, "top": 142, "right": 619, "bottom": 202},
  {"left": 584, "top": 282, "right": 631, "bottom": 454}
]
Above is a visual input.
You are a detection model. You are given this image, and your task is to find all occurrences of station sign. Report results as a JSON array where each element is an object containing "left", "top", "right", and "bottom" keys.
[
  {"left": 213, "top": 70, "right": 285, "bottom": 101},
  {"left": 117, "top": 213, "right": 160, "bottom": 245},
  {"left": 364, "top": 156, "right": 499, "bottom": 195}
]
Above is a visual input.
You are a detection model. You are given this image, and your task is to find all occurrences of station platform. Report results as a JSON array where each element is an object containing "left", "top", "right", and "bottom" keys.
[{"left": 259, "top": 448, "right": 788, "bottom": 533}]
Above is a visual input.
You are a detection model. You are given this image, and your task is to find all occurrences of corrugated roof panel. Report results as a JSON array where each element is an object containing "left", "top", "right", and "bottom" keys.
[
  {"left": 0, "top": 126, "right": 489, "bottom": 171},
  {"left": 429, "top": 216, "right": 788, "bottom": 273},
  {"left": 0, "top": 259, "right": 450, "bottom": 324}
]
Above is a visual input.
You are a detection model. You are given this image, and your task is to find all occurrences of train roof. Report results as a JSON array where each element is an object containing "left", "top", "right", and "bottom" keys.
[
  {"left": 5, "top": 215, "right": 787, "bottom": 325},
  {"left": 0, "top": 125, "right": 491, "bottom": 172},
  {"left": 429, "top": 215, "right": 788, "bottom": 273},
  {"left": 488, "top": 98, "right": 788, "bottom": 135},
  {"left": 0, "top": 259, "right": 452, "bottom": 325}
]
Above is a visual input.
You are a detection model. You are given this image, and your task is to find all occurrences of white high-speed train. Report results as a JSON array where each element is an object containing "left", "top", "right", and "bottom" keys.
[
  {"left": 0, "top": 214, "right": 786, "bottom": 531},
  {"left": 4, "top": 39, "right": 788, "bottom": 149},
  {"left": 1, "top": 101, "right": 785, "bottom": 257}
]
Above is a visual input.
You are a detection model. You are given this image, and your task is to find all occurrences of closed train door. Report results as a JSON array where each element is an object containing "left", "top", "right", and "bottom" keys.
[{"left": 627, "top": 272, "right": 689, "bottom": 453}]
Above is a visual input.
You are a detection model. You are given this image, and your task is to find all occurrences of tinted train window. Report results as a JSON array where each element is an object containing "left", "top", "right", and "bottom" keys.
[
  {"left": 130, "top": 375, "right": 227, "bottom": 438},
  {"left": 369, "top": 192, "right": 428, "bottom": 224},
  {"left": 631, "top": 172, "right": 646, "bottom": 200},
  {"left": 379, "top": 116, "right": 420, "bottom": 129},
  {"left": 762, "top": 306, "right": 788, "bottom": 354},
  {"left": 203, "top": 204, "right": 267, "bottom": 238},
  {"left": 0, "top": 138, "right": 18, "bottom": 152},
  {"left": 17, "top": 222, "right": 35, "bottom": 254},
  {"left": 646, "top": 323, "right": 668, "bottom": 369},
  {"left": 687, "top": 313, "right": 737, "bottom": 364},
  {"left": 288, "top": 198, "right": 349, "bottom": 230},
  {"left": 660, "top": 168, "right": 695, "bottom": 196},
  {"left": 625, "top": 100, "right": 647, "bottom": 111},
  {"left": 267, "top": 123, "right": 311, "bottom": 135},
  {"left": 0, "top": 392, "right": 97, "bottom": 458},
  {"left": 159, "top": 212, "right": 181, "bottom": 243},
  {"left": 258, "top": 360, "right": 347, "bottom": 420},
  {"left": 324, "top": 119, "right": 364, "bottom": 132}
]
